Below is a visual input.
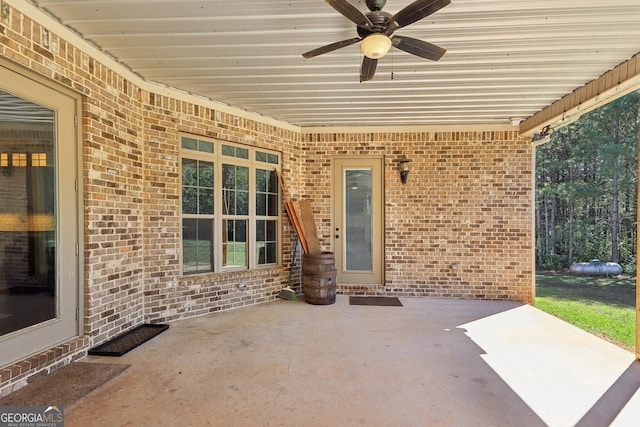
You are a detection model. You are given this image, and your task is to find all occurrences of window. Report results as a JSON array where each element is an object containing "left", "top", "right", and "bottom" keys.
[
  {"left": 181, "top": 157, "right": 214, "bottom": 273},
  {"left": 32, "top": 153, "right": 47, "bottom": 167},
  {"left": 181, "top": 136, "right": 280, "bottom": 274},
  {"left": 222, "top": 163, "right": 248, "bottom": 268},
  {"left": 255, "top": 169, "right": 279, "bottom": 264},
  {"left": 12, "top": 153, "right": 27, "bottom": 167}
]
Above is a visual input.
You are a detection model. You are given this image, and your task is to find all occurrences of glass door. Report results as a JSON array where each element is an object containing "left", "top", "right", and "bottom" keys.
[
  {"left": 0, "top": 64, "right": 79, "bottom": 368},
  {"left": 333, "top": 157, "right": 383, "bottom": 285},
  {"left": 0, "top": 91, "right": 56, "bottom": 334}
]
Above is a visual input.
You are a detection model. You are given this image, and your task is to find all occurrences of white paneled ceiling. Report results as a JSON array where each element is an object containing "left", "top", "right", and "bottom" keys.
[{"left": 27, "top": 0, "right": 640, "bottom": 128}]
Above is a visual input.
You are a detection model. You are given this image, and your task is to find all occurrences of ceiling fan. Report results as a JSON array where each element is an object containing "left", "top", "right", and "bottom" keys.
[{"left": 302, "top": 0, "right": 450, "bottom": 82}]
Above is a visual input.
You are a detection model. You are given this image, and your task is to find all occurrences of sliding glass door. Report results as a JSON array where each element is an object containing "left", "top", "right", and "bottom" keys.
[{"left": 0, "top": 63, "right": 80, "bottom": 368}]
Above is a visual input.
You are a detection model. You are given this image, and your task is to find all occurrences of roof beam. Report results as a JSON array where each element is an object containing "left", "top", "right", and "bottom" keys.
[{"left": 520, "top": 53, "right": 640, "bottom": 136}]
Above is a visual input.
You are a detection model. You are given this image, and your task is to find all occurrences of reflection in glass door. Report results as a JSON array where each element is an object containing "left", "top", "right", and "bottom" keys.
[
  {"left": 0, "top": 90, "right": 57, "bottom": 336},
  {"left": 333, "top": 157, "right": 383, "bottom": 285}
]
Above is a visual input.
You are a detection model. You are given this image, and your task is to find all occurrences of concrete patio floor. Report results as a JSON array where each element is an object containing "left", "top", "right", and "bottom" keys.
[{"left": 67, "top": 296, "right": 640, "bottom": 427}]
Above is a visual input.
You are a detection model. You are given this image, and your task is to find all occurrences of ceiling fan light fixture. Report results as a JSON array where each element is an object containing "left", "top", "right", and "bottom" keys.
[{"left": 360, "top": 33, "right": 392, "bottom": 59}]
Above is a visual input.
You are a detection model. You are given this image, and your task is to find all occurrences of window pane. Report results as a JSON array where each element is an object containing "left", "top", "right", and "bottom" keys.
[
  {"left": 223, "top": 164, "right": 249, "bottom": 216},
  {"left": 266, "top": 242, "right": 277, "bottom": 263},
  {"left": 182, "top": 218, "right": 213, "bottom": 273},
  {"left": 257, "top": 243, "right": 266, "bottom": 264},
  {"left": 182, "top": 137, "right": 214, "bottom": 154},
  {"left": 236, "top": 219, "right": 247, "bottom": 242},
  {"left": 222, "top": 163, "right": 235, "bottom": 188},
  {"left": 182, "top": 158, "right": 198, "bottom": 214},
  {"left": 183, "top": 158, "right": 213, "bottom": 215},
  {"left": 222, "top": 144, "right": 249, "bottom": 159},
  {"left": 199, "top": 161, "right": 214, "bottom": 214},
  {"left": 222, "top": 145, "right": 234, "bottom": 157},
  {"left": 256, "top": 193, "right": 267, "bottom": 216},
  {"left": 255, "top": 151, "right": 267, "bottom": 163},
  {"left": 182, "top": 187, "right": 197, "bottom": 214},
  {"left": 345, "top": 169, "right": 372, "bottom": 271},
  {"left": 223, "top": 188, "right": 234, "bottom": 215},
  {"left": 223, "top": 163, "right": 235, "bottom": 215},
  {"left": 256, "top": 169, "right": 278, "bottom": 217},
  {"left": 236, "top": 147, "right": 249, "bottom": 159},
  {"left": 256, "top": 169, "right": 267, "bottom": 192},
  {"left": 267, "top": 153, "right": 279, "bottom": 164},
  {"left": 268, "top": 171, "right": 278, "bottom": 193},
  {"left": 266, "top": 220, "right": 277, "bottom": 241},
  {"left": 199, "top": 140, "right": 214, "bottom": 153},
  {"left": 256, "top": 220, "right": 265, "bottom": 241},
  {"left": 267, "top": 194, "right": 279, "bottom": 216},
  {"left": 182, "top": 137, "right": 198, "bottom": 150},
  {"left": 223, "top": 219, "right": 247, "bottom": 268},
  {"left": 256, "top": 150, "right": 278, "bottom": 165},
  {"left": 236, "top": 166, "right": 249, "bottom": 190},
  {"left": 198, "top": 188, "right": 214, "bottom": 214},
  {"left": 237, "top": 167, "right": 249, "bottom": 215},
  {"left": 237, "top": 190, "right": 249, "bottom": 215},
  {"left": 198, "top": 161, "right": 213, "bottom": 187},
  {"left": 197, "top": 219, "right": 213, "bottom": 272},
  {"left": 182, "top": 158, "right": 197, "bottom": 186},
  {"left": 256, "top": 220, "right": 277, "bottom": 265},
  {"left": 198, "top": 219, "right": 212, "bottom": 243}
]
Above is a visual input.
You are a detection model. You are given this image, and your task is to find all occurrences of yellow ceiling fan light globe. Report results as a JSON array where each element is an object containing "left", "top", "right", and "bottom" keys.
[{"left": 360, "top": 33, "right": 392, "bottom": 59}]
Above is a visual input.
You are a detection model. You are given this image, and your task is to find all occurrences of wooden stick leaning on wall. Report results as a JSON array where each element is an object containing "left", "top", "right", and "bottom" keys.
[
  {"left": 276, "top": 170, "right": 309, "bottom": 254},
  {"left": 298, "top": 200, "right": 322, "bottom": 255}
]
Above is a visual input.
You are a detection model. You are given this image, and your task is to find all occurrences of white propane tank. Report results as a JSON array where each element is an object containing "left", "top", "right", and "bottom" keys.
[{"left": 569, "top": 259, "right": 623, "bottom": 276}]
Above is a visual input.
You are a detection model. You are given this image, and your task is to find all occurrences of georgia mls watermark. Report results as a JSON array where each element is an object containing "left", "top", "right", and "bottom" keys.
[{"left": 0, "top": 406, "right": 63, "bottom": 427}]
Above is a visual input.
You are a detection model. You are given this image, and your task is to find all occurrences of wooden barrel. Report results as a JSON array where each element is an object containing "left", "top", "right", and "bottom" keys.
[{"left": 302, "top": 252, "right": 337, "bottom": 305}]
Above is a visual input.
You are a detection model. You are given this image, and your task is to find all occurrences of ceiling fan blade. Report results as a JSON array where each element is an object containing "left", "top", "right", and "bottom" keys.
[
  {"left": 388, "top": 0, "right": 451, "bottom": 30},
  {"left": 392, "top": 35, "right": 446, "bottom": 61},
  {"left": 325, "top": 0, "right": 373, "bottom": 28},
  {"left": 360, "top": 57, "right": 378, "bottom": 82},
  {"left": 302, "top": 37, "right": 361, "bottom": 59}
]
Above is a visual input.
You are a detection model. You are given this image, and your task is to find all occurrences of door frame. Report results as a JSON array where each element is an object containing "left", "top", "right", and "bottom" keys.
[
  {"left": 332, "top": 156, "right": 384, "bottom": 286},
  {"left": 0, "top": 59, "right": 83, "bottom": 368}
]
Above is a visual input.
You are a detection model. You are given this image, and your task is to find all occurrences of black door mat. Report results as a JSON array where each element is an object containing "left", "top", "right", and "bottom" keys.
[
  {"left": 349, "top": 296, "right": 403, "bottom": 306},
  {"left": 88, "top": 324, "right": 169, "bottom": 356}
]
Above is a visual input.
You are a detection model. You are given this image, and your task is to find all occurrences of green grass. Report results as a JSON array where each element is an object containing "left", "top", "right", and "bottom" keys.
[{"left": 536, "top": 272, "right": 636, "bottom": 351}]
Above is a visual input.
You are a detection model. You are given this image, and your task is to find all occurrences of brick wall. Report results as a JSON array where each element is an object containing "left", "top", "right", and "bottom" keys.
[
  {"left": 141, "top": 95, "right": 301, "bottom": 323},
  {"left": 302, "top": 131, "right": 533, "bottom": 302},
  {"left": 0, "top": 1, "right": 533, "bottom": 396},
  {"left": 0, "top": 1, "right": 300, "bottom": 395},
  {"left": 82, "top": 78, "right": 146, "bottom": 346}
]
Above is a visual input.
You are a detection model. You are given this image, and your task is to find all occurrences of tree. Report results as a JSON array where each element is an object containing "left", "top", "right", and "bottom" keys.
[{"left": 535, "top": 90, "right": 639, "bottom": 273}]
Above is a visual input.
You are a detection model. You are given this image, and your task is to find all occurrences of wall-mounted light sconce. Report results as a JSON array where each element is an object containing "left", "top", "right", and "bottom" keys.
[
  {"left": 398, "top": 157, "right": 410, "bottom": 184},
  {"left": 531, "top": 125, "right": 555, "bottom": 146}
]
